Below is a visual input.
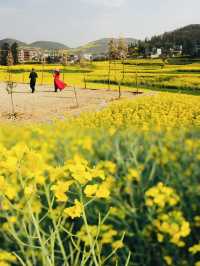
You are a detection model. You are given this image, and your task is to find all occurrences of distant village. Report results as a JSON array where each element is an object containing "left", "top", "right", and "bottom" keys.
[
  {"left": 16, "top": 45, "right": 186, "bottom": 64},
  {"left": 0, "top": 44, "right": 101, "bottom": 65},
  {"left": 0, "top": 44, "right": 185, "bottom": 66},
  {"left": 16, "top": 46, "right": 93, "bottom": 64}
]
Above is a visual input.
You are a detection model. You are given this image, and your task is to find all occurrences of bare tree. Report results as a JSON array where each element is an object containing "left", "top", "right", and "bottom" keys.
[
  {"left": 79, "top": 56, "right": 90, "bottom": 89},
  {"left": 41, "top": 57, "right": 45, "bottom": 85},
  {"left": 62, "top": 51, "right": 68, "bottom": 82},
  {"left": 7, "top": 49, "right": 14, "bottom": 82},
  {"left": 6, "top": 49, "right": 17, "bottom": 119},
  {"left": 108, "top": 39, "right": 118, "bottom": 90},
  {"left": 118, "top": 37, "right": 128, "bottom": 79},
  {"left": 117, "top": 37, "right": 128, "bottom": 98}
]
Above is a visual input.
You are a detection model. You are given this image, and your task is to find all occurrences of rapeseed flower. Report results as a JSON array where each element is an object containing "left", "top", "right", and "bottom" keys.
[
  {"left": 145, "top": 182, "right": 180, "bottom": 209},
  {"left": 189, "top": 243, "right": 200, "bottom": 254},
  {"left": 51, "top": 180, "right": 73, "bottom": 202},
  {"left": 84, "top": 184, "right": 98, "bottom": 197},
  {"left": 64, "top": 199, "right": 83, "bottom": 219}
]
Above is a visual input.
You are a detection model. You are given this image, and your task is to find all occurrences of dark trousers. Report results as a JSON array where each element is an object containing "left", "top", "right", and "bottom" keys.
[
  {"left": 54, "top": 81, "right": 58, "bottom": 92},
  {"left": 30, "top": 81, "right": 36, "bottom": 93}
]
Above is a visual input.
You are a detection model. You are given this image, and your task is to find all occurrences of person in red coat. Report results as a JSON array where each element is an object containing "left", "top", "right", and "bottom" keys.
[{"left": 53, "top": 69, "right": 67, "bottom": 92}]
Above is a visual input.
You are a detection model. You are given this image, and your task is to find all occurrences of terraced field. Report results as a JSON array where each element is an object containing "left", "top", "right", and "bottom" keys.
[{"left": 1, "top": 58, "right": 200, "bottom": 93}]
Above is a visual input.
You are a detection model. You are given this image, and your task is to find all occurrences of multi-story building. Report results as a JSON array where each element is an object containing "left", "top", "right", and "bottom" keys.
[
  {"left": 18, "top": 47, "right": 41, "bottom": 63},
  {"left": 18, "top": 47, "right": 69, "bottom": 64}
]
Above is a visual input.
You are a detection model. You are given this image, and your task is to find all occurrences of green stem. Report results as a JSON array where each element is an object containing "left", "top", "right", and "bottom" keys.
[
  {"left": 29, "top": 208, "right": 52, "bottom": 266},
  {"left": 81, "top": 194, "right": 100, "bottom": 266},
  {"left": 44, "top": 184, "right": 68, "bottom": 265}
]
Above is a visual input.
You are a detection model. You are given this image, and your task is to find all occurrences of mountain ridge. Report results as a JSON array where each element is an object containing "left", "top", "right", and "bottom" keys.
[
  {"left": 0, "top": 38, "right": 27, "bottom": 47},
  {"left": 30, "top": 41, "right": 69, "bottom": 50},
  {"left": 0, "top": 39, "right": 69, "bottom": 50},
  {"left": 151, "top": 24, "right": 200, "bottom": 44},
  {"left": 71, "top": 38, "right": 138, "bottom": 55},
  {"left": 0, "top": 37, "right": 137, "bottom": 54},
  {"left": 1, "top": 24, "right": 200, "bottom": 53}
]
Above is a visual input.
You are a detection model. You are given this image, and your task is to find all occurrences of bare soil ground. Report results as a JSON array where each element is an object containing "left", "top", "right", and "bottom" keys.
[{"left": 0, "top": 83, "right": 152, "bottom": 123}]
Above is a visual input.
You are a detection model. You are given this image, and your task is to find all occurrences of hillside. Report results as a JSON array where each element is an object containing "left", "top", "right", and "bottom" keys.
[
  {"left": 1, "top": 25, "right": 200, "bottom": 53},
  {"left": 166, "top": 24, "right": 200, "bottom": 42},
  {"left": 150, "top": 24, "right": 200, "bottom": 47},
  {"left": 0, "top": 39, "right": 69, "bottom": 50},
  {"left": 30, "top": 41, "right": 69, "bottom": 50},
  {"left": 0, "top": 37, "right": 136, "bottom": 53},
  {"left": 71, "top": 38, "right": 138, "bottom": 55},
  {"left": 0, "top": 38, "right": 27, "bottom": 47}
]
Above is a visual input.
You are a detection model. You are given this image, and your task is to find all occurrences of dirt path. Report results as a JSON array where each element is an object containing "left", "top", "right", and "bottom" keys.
[{"left": 0, "top": 83, "right": 153, "bottom": 123}]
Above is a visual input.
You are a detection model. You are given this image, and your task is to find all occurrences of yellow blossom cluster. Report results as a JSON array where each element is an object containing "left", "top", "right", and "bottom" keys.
[
  {"left": 145, "top": 182, "right": 180, "bottom": 208},
  {"left": 49, "top": 157, "right": 116, "bottom": 219},
  {"left": 153, "top": 211, "right": 191, "bottom": 247},
  {"left": 0, "top": 250, "right": 16, "bottom": 266},
  {"left": 125, "top": 168, "right": 140, "bottom": 183},
  {"left": 189, "top": 243, "right": 200, "bottom": 255},
  {"left": 64, "top": 199, "right": 83, "bottom": 219},
  {"left": 164, "top": 256, "right": 173, "bottom": 266},
  {"left": 77, "top": 224, "right": 124, "bottom": 250}
]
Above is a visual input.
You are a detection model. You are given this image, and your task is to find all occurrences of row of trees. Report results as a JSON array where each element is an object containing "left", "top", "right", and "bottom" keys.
[{"left": 0, "top": 42, "right": 18, "bottom": 65}]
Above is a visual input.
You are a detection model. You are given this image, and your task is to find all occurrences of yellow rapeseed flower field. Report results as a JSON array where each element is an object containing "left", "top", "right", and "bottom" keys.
[
  {"left": 0, "top": 68, "right": 200, "bottom": 265},
  {"left": 1, "top": 58, "right": 200, "bottom": 92}
]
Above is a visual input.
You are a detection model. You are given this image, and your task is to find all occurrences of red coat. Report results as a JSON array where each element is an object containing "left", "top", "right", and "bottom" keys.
[{"left": 53, "top": 72, "right": 67, "bottom": 91}]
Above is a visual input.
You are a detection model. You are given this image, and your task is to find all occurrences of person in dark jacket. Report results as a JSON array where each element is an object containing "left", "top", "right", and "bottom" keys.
[{"left": 29, "top": 69, "right": 38, "bottom": 93}]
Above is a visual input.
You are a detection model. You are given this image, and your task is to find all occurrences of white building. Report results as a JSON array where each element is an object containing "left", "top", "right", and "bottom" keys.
[
  {"left": 82, "top": 54, "right": 93, "bottom": 61},
  {"left": 151, "top": 48, "right": 162, "bottom": 59}
]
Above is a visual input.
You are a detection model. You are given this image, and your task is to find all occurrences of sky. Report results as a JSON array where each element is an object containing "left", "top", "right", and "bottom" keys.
[{"left": 0, "top": 0, "right": 199, "bottom": 47}]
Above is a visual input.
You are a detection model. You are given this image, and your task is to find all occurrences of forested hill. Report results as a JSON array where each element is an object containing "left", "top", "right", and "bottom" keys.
[
  {"left": 70, "top": 38, "right": 138, "bottom": 55},
  {"left": 150, "top": 24, "right": 200, "bottom": 47}
]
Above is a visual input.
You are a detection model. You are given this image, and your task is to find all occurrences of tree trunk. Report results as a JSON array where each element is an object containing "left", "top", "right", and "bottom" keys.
[{"left": 108, "top": 59, "right": 111, "bottom": 90}]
